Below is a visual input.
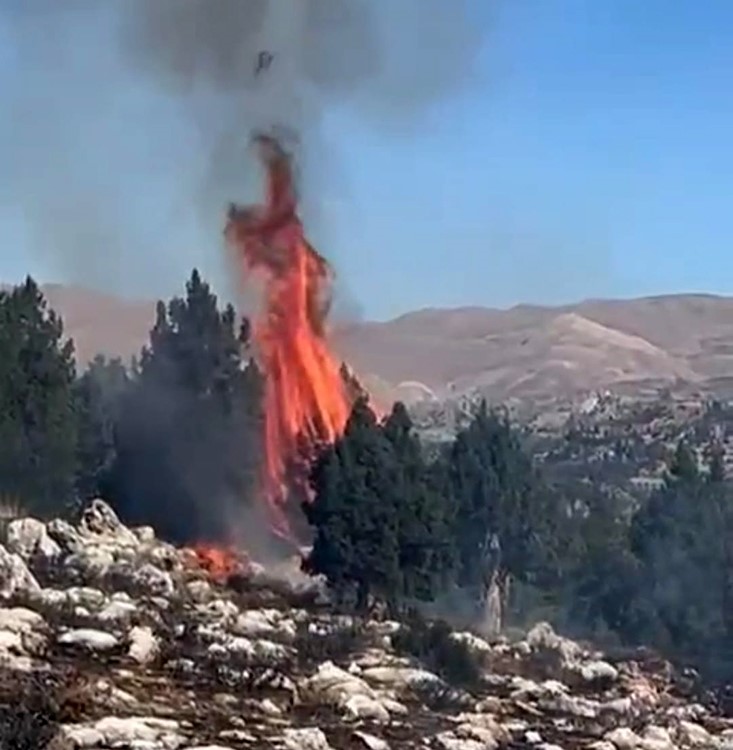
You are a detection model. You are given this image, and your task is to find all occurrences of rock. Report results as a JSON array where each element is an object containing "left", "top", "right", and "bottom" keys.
[
  {"left": 605, "top": 727, "right": 643, "bottom": 749},
  {"left": 128, "top": 625, "right": 159, "bottom": 664},
  {"left": 526, "top": 621, "right": 582, "bottom": 663},
  {"left": 133, "top": 526, "right": 156, "bottom": 543},
  {"left": 61, "top": 716, "right": 184, "bottom": 748},
  {"left": 0, "top": 544, "right": 40, "bottom": 599},
  {"left": 361, "top": 665, "right": 442, "bottom": 690},
  {"left": 0, "top": 606, "right": 47, "bottom": 654},
  {"left": 133, "top": 563, "right": 175, "bottom": 597},
  {"left": 46, "top": 519, "right": 83, "bottom": 554},
  {"left": 344, "top": 693, "right": 391, "bottom": 722},
  {"left": 676, "top": 720, "right": 711, "bottom": 747},
  {"left": 65, "top": 547, "right": 114, "bottom": 582},
  {"left": 451, "top": 630, "right": 493, "bottom": 657},
  {"left": 58, "top": 628, "right": 120, "bottom": 652},
  {"left": 353, "top": 731, "right": 390, "bottom": 750},
  {"left": 79, "top": 499, "right": 137, "bottom": 545},
  {"left": 282, "top": 727, "right": 333, "bottom": 750},
  {"left": 434, "top": 731, "right": 488, "bottom": 750},
  {"left": 97, "top": 597, "right": 138, "bottom": 624},
  {"left": 580, "top": 660, "right": 619, "bottom": 683},
  {"left": 303, "top": 661, "right": 377, "bottom": 705},
  {"left": 6, "top": 517, "right": 61, "bottom": 561}
]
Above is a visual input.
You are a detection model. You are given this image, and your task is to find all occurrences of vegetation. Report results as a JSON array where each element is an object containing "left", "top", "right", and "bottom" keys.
[{"left": 2, "top": 272, "right": 733, "bottom": 685}]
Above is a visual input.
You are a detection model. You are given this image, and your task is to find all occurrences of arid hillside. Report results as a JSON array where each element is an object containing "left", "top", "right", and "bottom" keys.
[{"left": 37, "top": 284, "right": 733, "bottom": 401}]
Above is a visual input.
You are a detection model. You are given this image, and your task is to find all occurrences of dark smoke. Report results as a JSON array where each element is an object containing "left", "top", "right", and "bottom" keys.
[{"left": 0, "top": 0, "right": 488, "bottom": 297}]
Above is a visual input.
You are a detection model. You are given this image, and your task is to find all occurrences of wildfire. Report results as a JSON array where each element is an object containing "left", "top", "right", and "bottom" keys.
[
  {"left": 225, "top": 133, "right": 351, "bottom": 538},
  {"left": 189, "top": 544, "right": 250, "bottom": 584}
]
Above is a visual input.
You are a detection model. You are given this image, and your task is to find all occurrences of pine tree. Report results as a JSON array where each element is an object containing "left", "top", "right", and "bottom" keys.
[
  {"left": 74, "top": 355, "right": 129, "bottom": 501},
  {"left": 668, "top": 440, "right": 699, "bottom": 483},
  {"left": 305, "top": 399, "right": 453, "bottom": 611},
  {"left": 0, "top": 278, "right": 77, "bottom": 516},
  {"left": 109, "top": 270, "right": 262, "bottom": 542}
]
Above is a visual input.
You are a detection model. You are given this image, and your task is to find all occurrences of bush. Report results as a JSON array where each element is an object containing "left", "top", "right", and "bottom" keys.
[
  {"left": 393, "top": 613, "right": 481, "bottom": 689},
  {"left": 0, "top": 671, "right": 65, "bottom": 750},
  {"left": 294, "top": 619, "right": 367, "bottom": 668}
]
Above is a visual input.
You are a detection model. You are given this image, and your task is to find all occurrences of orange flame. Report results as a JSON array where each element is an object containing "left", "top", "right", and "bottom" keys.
[
  {"left": 225, "top": 134, "right": 351, "bottom": 538},
  {"left": 189, "top": 544, "right": 250, "bottom": 584}
]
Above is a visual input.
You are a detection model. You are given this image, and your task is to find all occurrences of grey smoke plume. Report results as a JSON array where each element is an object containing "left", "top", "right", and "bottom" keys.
[{"left": 0, "top": 0, "right": 488, "bottom": 297}]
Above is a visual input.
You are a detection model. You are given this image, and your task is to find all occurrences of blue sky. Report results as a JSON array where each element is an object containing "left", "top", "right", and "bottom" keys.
[{"left": 1, "top": 1, "right": 733, "bottom": 320}]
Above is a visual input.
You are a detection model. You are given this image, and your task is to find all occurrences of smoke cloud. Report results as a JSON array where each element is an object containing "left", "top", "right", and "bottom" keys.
[{"left": 0, "top": 0, "right": 488, "bottom": 297}]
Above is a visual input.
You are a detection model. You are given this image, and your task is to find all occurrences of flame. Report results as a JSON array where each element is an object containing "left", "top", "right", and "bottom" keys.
[
  {"left": 189, "top": 544, "right": 250, "bottom": 584},
  {"left": 225, "top": 133, "right": 351, "bottom": 538}
]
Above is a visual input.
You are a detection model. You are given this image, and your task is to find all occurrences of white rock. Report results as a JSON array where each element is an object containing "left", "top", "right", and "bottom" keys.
[
  {"left": 303, "top": 661, "right": 376, "bottom": 706},
  {"left": 6, "top": 518, "right": 60, "bottom": 561},
  {"left": 361, "top": 665, "right": 441, "bottom": 689},
  {"left": 128, "top": 625, "right": 159, "bottom": 664},
  {"left": 97, "top": 598, "right": 138, "bottom": 624},
  {"left": 79, "top": 499, "right": 138, "bottom": 546},
  {"left": 353, "top": 730, "right": 390, "bottom": 750},
  {"left": 526, "top": 621, "right": 582, "bottom": 663},
  {"left": 344, "top": 693, "right": 390, "bottom": 722},
  {"left": 0, "top": 544, "right": 40, "bottom": 599},
  {"left": 580, "top": 660, "right": 619, "bottom": 683},
  {"left": 282, "top": 727, "right": 332, "bottom": 750},
  {"left": 0, "top": 607, "right": 46, "bottom": 654},
  {"left": 63, "top": 716, "right": 184, "bottom": 748},
  {"left": 641, "top": 725, "right": 676, "bottom": 750},
  {"left": 133, "top": 526, "right": 156, "bottom": 543},
  {"left": 133, "top": 563, "right": 174, "bottom": 597},
  {"left": 676, "top": 721, "right": 711, "bottom": 747},
  {"left": 61, "top": 725, "right": 105, "bottom": 746},
  {"left": 186, "top": 580, "right": 212, "bottom": 603},
  {"left": 605, "top": 727, "right": 643, "bottom": 749},
  {"left": 434, "top": 732, "right": 487, "bottom": 750},
  {"left": 46, "top": 518, "right": 83, "bottom": 554},
  {"left": 66, "top": 586, "right": 106, "bottom": 610},
  {"left": 65, "top": 547, "right": 115, "bottom": 581},
  {"left": 58, "top": 628, "right": 119, "bottom": 651},
  {"left": 451, "top": 631, "right": 493, "bottom": 656}
]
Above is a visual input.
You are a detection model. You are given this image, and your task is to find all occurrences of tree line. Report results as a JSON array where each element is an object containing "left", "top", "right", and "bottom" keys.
[{"left": 3, "top": 272, "right": 733, "bottom": 684}]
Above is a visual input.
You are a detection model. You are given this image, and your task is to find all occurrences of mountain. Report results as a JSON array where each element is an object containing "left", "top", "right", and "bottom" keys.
[{"left": 34, "top": 284, "right": 733, "bottom": 401}]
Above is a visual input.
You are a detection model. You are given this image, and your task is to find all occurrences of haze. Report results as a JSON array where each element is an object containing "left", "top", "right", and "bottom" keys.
[{"left": 1, "top": 1, "right": 732, "bottom": 320}]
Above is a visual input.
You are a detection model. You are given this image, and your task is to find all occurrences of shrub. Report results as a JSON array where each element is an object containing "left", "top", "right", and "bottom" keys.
[{"left": 393, "top": 613, "right": 482, "bottom": 689}]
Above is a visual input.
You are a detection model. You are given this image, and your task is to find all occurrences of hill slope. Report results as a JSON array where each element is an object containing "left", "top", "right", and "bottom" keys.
[{"left": 34, "top": 284, "right": 733, "bottom": 401}]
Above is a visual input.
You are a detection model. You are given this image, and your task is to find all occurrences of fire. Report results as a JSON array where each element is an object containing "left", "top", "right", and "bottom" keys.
[
  {"left": 189, "top": 544, "right": 250, "bottom": 584},
  {"left": 225, "top": 133, "right": 351, "bottom": 538}
]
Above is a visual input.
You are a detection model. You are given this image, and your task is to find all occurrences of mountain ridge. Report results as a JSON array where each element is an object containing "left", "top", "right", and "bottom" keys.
[{"left": 26, "top": 283, "right": 733, "bottom": 402}]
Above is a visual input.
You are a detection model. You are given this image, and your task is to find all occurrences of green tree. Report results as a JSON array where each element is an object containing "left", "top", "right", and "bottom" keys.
[
  {"left": 74, "top": 355, "right": 130, "bottom": 501},
  {"left": 108, "top": 270, "right": 262, "bottom": 542},
  {"left": 668, "top": 439, "right": 699, "bottom": 483},
  {"left": 707, "top": 441, "right": 726, "bottom": 483},
  {"left": 305, "top": 399, "right": 452, "bottom": 611},
  {"left": 628, "top": 478, "right": 733, "bottom": 679},
  {"left": 0, "top": 278, "right": 77, "bottom": 515},
  {"left": 444, "top": 402, "right": 558, "bottom": 598}
]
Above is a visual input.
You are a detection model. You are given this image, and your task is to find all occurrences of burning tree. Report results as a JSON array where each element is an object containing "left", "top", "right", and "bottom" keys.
[{"left": 225, "top": 134, "right": 351, "bottom": 539}]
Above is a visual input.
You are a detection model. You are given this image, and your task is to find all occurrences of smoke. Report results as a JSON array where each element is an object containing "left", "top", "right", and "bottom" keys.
[{"left": 0, "top": 0, "right": 488, "bottom": 298}]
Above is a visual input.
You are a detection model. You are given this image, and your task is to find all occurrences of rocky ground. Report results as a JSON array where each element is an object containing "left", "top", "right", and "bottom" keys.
[{"left": 0, "top": 500, "right": 731, "bottom": 750}]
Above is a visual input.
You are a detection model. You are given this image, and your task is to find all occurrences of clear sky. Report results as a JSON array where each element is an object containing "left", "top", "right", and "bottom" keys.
[{"left": 1, "top": 1, "right": 733, "bottom": 320}]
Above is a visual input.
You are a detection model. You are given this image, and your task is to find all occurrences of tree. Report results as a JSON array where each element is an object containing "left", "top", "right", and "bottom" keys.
[
  {"left": 305, "top": 399, "right": 452, "bottom": 611},
  {"left": 108, "top": 270, "right": 262, "bottom": 543},
  {"left": 707, "top": 441, "right": 726, "bottom": 483},
  {"left": 74, "top": 355, "right": 130, "bottom": 501},
  {"left": 0, "top": 278, "right": 77, "bottom": 515},
  {"left": 668, "top": 440, "right": 699, "bottom": 483},
  {"left": 443, "top": 402, "right": 559, "bottom": 598},
  {"left": 627, "top": 475, "right": 733, "bottom": 679}
]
